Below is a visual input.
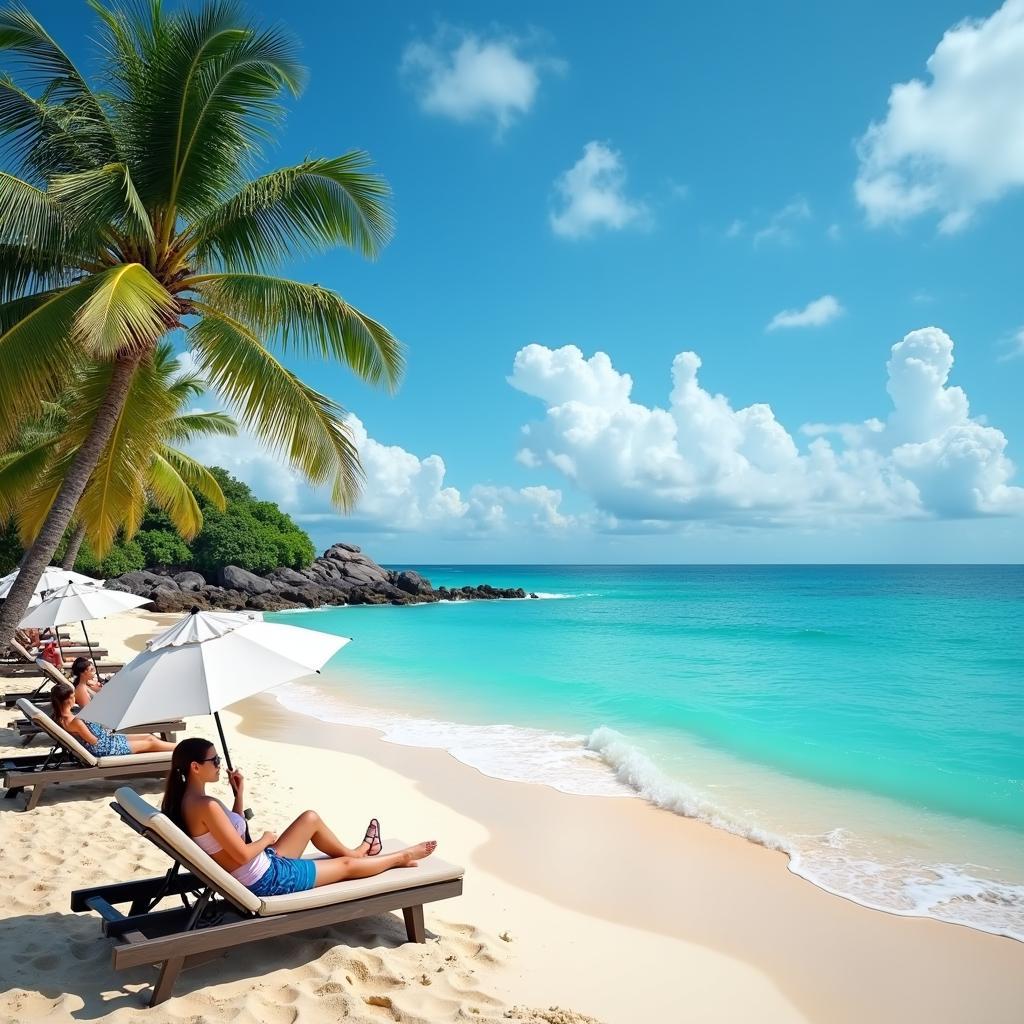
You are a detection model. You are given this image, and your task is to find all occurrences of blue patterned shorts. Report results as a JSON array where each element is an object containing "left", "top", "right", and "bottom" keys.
[{"left": 247, "top": 849, "right": 317, "bottom": 897}]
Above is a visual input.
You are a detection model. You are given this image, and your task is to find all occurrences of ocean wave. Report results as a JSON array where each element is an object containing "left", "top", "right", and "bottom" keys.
[
  {"left": 585, "top": 727, "right": 1024, "bottom": 941},
  {"left": 273, "top": 683, "right": 630, "bottom": 798},
  {"left": 585, "top": 727, "right": 792, "bottom": 853},
  {"left": 272, "top": 684, "right": 1024, "bottom": 942}
]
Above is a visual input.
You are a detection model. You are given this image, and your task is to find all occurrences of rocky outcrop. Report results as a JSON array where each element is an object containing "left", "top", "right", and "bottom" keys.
[{"left": 108, "top": 544, "right": 536, "bottom": 613}]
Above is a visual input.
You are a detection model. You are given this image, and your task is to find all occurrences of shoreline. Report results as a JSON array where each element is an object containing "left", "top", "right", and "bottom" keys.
[
  {"left": 237, "top": 688, "right": 1024, "bottom": 1024},
  {"left": 3, "top": 608, "right": 1022, "bottom": 1023}
]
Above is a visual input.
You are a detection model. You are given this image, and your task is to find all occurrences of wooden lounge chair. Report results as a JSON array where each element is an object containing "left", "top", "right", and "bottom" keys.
[
  {"left": 1, "top": 700, "right": 172, "bottom": 810},
  {"left": 71, "top": 787, "right": 465, "bottom": 1007}
]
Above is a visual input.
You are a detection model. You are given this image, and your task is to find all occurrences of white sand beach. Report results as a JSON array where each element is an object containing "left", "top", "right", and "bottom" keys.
[{"left": 2, "top": 608, "right": 1022, "bottom": 1023}]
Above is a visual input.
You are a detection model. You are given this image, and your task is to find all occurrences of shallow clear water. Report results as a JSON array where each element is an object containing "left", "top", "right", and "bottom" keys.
[{"left": 268, "top": 565, "right": 1024, "bottom": 939}]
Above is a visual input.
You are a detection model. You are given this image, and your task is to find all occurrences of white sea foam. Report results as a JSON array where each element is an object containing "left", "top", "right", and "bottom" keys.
[
  {"left": 273, "top": 683, "right": 1024, "bottom": 942},
  {"left": 274, "top": 683, "right": 630, "bottom": 797},
  {"left": 584, "top": 726, "right": 792, "bottom": 852}
]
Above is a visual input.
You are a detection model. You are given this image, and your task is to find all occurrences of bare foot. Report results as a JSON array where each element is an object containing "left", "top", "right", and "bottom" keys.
[{"left": 398, "top": 840, "right": 437, "bottom": 867}]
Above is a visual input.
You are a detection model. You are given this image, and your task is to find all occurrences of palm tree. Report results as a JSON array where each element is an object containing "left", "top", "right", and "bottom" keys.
[
  {"left": 0, "top": 2, "right": 402, "bottom": 643},
  {"left": 0, "top": 341, "right": 237, "bottom": 563}
]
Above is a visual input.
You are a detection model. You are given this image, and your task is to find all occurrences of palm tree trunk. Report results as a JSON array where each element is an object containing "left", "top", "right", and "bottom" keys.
[
  {"left": 62, "top": 523, "right": 87, "bottom": 570},
  {"left": 0, "top": 356, "right": 141, "bottom": 646}
]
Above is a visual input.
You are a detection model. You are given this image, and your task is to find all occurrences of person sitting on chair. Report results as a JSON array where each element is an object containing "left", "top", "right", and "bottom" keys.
[
  {"left": 49, "top": 682, "right": 175, "bottom": 756},
  {"left": 162, "top": 737, "right": 437, "bottom": 897},
  {"left": 70, "top": 657, "right": 105, "bottom": 707}
]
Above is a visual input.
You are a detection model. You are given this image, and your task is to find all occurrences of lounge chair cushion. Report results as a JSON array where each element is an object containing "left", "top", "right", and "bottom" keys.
[
  {"left": 35, "top": 659, "right": 69, "bottom": 687},
  {"left": 257, "top": 839, "right": 464, "bottom": 917},
  {"left": 114, "top": 788, "right": 465, "bottom": 919}
]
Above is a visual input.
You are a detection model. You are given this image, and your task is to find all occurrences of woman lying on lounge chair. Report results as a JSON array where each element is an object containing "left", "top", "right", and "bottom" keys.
[
  {"left": 70, "top": 657, "right": 105, "bottom": 707},
  {"left": 50, "top": 682, "right": 176, "bottom": 755},
  {"left": 162, "top": 737, "right": 437, "bottom": 898}
]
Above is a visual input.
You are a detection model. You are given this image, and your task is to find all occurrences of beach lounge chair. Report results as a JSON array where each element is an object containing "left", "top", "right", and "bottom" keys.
[
  {"left": 1, "top": 700, "right": 173, "bottom": 810},
  {"left": 70, "top": 787, "right": 465, "bottom": 1007},
  {"left": 12, "top": 705, "right": 183, "bottom": 746}
]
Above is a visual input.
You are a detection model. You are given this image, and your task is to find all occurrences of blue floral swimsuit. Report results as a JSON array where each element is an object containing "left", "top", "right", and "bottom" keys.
[{"left": 83, "top": 721, "right": 131, "bottom": 757}]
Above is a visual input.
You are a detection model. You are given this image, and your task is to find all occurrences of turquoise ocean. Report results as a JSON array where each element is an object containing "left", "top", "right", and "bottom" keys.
[{"left": 267, "top": 565, "right": 1024, "bottom": 940}]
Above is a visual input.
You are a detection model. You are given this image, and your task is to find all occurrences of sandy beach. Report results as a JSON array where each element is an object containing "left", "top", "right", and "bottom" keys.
[{"left": 2, "top": 608, "right": 1023, "bottom": 1023}]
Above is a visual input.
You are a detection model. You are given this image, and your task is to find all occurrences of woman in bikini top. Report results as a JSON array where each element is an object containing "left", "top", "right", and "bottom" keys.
[{"left": 162, "top": 737, "right": 437, "bottom": 898}]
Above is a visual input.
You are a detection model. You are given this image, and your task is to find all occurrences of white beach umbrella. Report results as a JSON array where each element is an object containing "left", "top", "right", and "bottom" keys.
[
  {"left": 80, "top": 608, "right": 351, "bottom": 771},
  {"left": 0, "top": 565, "right": 103, "bottom": 608},
  {"left": 19, "top": 582, "right": 150, "bottom": 667}
]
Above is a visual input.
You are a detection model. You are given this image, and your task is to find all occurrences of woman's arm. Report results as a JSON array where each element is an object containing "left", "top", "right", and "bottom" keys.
[
  {"left": 65, "top": 717, "right": 97, "bottom": 744},
  {"left": 196, "top": 800, "right": 275, "bottom": 870},
  {"left": 74, "top": 683, "right": 92, "bottom": 707}
]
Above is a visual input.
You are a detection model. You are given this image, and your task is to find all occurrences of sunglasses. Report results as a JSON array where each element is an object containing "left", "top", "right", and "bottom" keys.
[{"left": 200, "top": 754, "right": 222, "bottom": 768}]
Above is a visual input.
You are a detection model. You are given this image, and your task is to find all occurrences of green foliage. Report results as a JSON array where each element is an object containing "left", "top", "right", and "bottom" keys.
[
  {"left": 135, "top": 528, "right": 192, "bottom": 569},
  {"left": 75, "top": 536, "right": 145, "bottom": 577},
  {"left": 189, "top": 475, "right": 314, "bottom": 573}
]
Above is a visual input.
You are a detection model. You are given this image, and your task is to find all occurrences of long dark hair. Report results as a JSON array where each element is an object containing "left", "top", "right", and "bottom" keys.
[
  {"left": 50, "top": 681, "right": 74, "bottom": 720},
  {"left": 161, "top": 737, "right": 215, "bottom": 831},
  {"left": 70, "top": 657, "right": 91, "bottom": 682}
]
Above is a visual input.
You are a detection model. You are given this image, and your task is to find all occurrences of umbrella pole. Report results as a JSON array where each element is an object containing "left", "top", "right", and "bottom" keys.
[
  {"left": 214, "top": 711, "right": 254, "bottom": 836},
  {"left": 80, "top": 620, "right": 99, "bottom": 675}
]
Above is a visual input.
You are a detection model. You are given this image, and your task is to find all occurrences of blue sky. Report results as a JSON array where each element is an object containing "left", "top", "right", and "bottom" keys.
[{"left": 38, "top": 0, "right": 1024, "bottom": 562}]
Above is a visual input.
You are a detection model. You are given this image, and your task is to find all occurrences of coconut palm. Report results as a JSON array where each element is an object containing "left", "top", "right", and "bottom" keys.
[
  {"left": 0, "top": 2, "right": 402, "bottom": 643},
  {"left": 0, "top": 341, "right": 237, "bottom": 564}
]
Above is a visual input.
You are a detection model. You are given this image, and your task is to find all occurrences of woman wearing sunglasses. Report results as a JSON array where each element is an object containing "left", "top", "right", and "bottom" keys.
[{"left": 161, "top": 737, "right": 437, "bottom": 897}]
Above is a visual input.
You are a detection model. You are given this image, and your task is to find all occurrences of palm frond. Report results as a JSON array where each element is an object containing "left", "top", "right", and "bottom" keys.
[
  {"left": 0, "top": 281, "right": 97, "bottom": 441},
  {"left": 123, "top": 4, "right": 305, "bottom": 219},
  {"left": 190, "top": 303, "right": 363, "bottom": 509},
  {"left": 162, "top": 409, "right": 237, "bottom": 443},
  {"left": 0, "top": 73, "right": 96, "bottom": 179},
  {"left": 190, "top": 273, "right": 404, "bottom": 390},
  {"left": 0, "top": 242, "right": 75, "bottom": 300},
  {"left": 187, "top": 153, "right": 393, "bottom": 270},
  {"left": 73, "top": 263, "right": 177, "bottom": 358},
  {"left": 146, "top": 449, "right": 204, "bottom": 539},
  {"left": 0, "top": 5, "right": 117, "bottom": 162},
  {"left": 158, "top": 445, "right": 227, "bottom": 509},
  {"left": 0, "top": 441, "right": 53, "bottom": 522},
  {"left": 0, "top": 170, "right": 67, "bottom": 249},
  {"left": 49, "top": 162, "right": 153, "bottom": 243}
]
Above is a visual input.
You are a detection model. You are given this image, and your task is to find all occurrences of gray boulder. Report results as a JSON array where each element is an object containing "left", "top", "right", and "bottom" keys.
[
  {"left": 395, "top": 570, "right": 432, "bottom": 596},
  {"left": 338, "top": 562, "right": 388, "bottom": 585},
  {"left": 174, "top": 571, "right": 206, "bottom": 592},
  {"left": 116, "top": 570, "right": 165, "bottom": 595},
  {"left": 218, "top": 565, "right": 274, "bottom": 595},
  {"left": 267, "top": 567, "right": 310, "bottom": 588}
]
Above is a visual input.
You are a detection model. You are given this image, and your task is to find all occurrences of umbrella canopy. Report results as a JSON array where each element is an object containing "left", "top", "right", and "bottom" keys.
[
  {"left": 19, "top": 582, "right": 150, "bottom": 629},
  {"left": 0, "top": 566, "right": 103, "bottom": 607},
  {"left": 80, "top": 609, "right": 350, "bottom": 732}
]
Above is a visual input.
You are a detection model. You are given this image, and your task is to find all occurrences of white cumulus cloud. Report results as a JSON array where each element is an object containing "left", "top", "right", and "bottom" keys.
[
  {"left": 401, "top": 28, "right": 561, "bottom": 132},
  {"left": 855, "top": 0, "right": 1024, "bottom": 232},
  {"left": 182, "top": 395, "right": 571, "bottom": 539},
  {"left": 550, "top": 141, "right": 648, "bottom": 239},
  {"left": 767, "top": 295, "right": 845, "bottom": 331},
  {"left": 510, "top": 329, "right": 1024, "bottom": 526}
]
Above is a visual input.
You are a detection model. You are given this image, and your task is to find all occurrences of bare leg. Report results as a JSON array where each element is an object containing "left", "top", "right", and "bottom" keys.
[
  {"left": 127, "top": 734, "right": 177, "bottom": 753},
  {"left": 312, "top": 842, "right": 437, "bottom": 886},
  {"left": 273, "top": 810, "right": 370, "bottom": 859}
]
